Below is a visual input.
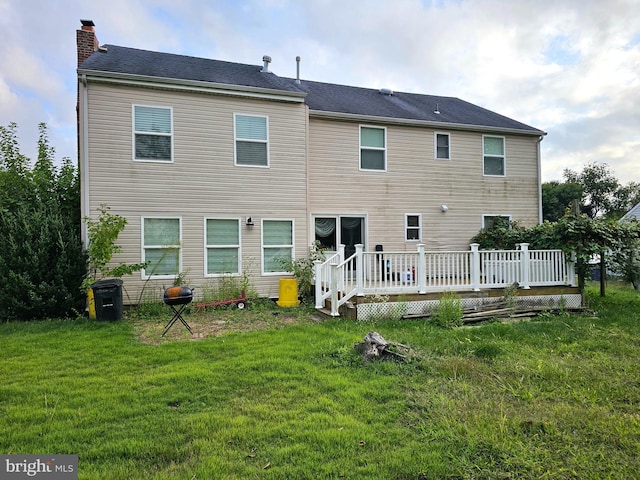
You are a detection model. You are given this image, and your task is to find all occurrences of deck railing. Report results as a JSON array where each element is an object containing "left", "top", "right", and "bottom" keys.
[{"left": 315, "top": 243, "right": 576, "bottom": 316}]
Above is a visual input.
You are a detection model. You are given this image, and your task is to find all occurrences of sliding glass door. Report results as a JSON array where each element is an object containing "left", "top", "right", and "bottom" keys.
[{"left": 314, "top": 216, "right": 365, "bottom": 258}]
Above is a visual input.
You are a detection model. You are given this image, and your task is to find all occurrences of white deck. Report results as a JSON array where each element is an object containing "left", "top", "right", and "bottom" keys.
[{"left": 315, "top": 243, "right": 576, "bottom": 316}]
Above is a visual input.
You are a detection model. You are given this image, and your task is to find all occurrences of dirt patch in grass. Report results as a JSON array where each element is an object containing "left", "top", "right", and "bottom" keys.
[{"left": 131, "top": 305, "right": 326, "bottom": 345}]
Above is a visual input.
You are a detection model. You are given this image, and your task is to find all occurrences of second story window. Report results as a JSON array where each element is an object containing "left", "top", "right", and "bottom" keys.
[
  {"left": 435, "top": 132, "right": 450, "bottom": 160},
  {"left": 235, "top": 114, "right": 269, "bottom": 167},
  {"left": 483, "top": 136, "right": 506, "bottom": 176},
  {"left": 133, "top": 105, "right": 173, "bottom": 162},
  {"left": 360, "top": 126, "right": 386, "bottom": 171}
]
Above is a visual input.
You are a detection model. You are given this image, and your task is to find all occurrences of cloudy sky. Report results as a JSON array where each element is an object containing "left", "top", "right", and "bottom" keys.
[{"left": 1, "top": 0, "right": 639, "bottom": 184}]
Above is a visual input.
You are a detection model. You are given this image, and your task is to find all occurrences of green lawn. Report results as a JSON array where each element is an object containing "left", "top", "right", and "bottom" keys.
[{"left": 1, "top": 284, "right": 639, "bottom": 479}]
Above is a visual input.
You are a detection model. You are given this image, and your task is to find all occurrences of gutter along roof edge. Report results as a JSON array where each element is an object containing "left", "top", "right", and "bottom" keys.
[
  {"left": 308, "top": 109, "right": 547, "bottom": 136},
  {"left": 77, "top": 68, "right": 308, "bottom": 103}
]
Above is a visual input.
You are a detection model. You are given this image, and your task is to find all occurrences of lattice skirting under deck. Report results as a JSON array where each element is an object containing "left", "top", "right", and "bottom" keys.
[{"left": 356, "top": 294, "right": 583, "bottom": 321}]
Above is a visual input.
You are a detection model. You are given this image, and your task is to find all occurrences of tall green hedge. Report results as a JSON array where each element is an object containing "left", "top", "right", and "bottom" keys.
[
  {"left": 0, "top": 123, "right": 86, "bottom": 320},
  {"left": 0, "top": 203, "right": 86, "bottom": 319}
]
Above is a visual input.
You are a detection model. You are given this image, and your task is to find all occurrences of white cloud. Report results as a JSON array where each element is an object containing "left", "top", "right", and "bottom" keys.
[{"left": 0, "top": 0, "right": 639, "bottom": 185}]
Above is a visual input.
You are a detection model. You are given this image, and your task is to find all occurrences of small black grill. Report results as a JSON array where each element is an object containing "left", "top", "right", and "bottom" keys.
[
  {"left": 163, "top": 286, "right": 193, "bottom": 305},
  {"left": 162, "top": 286, "right": 194, "bottom": 336}
]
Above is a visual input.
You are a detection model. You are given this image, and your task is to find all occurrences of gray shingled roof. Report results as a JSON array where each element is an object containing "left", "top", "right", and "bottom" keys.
[
  {"left": 294, "top": 80, "right": 543, "bottom": 133},
  {"left": 79, "top": 45, "right": 299, "bottom": 92},
  {"left": 79, "top": 45, "right": 544, "bottom": 135},
  {"left": 621, "top": 201, "right": 640, "bottom": 221}
]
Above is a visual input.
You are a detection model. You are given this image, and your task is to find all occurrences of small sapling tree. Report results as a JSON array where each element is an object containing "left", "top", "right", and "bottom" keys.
[{"left": 83, "top": 204, "right": 148, "bottom": 290}]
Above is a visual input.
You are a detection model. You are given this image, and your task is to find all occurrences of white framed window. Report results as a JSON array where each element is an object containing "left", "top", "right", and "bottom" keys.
[
  {"left": 482, "top": 214, "right": 512, "bottom": 230},
  {"left": 435, "top": 132, "right": 450, "bottom": 160},
  {"left": 235, "top": 114, "right": 269, "bottom": 167},
  {"left": 483, "top": 135, "right": 506, "bottom": 176},
  {"left": 405, "top": 214, "right": 421, "bottom": 241},
  {"left": 360, "top": 125, "right": 386, "bottom": 171},
  {"left": 133, "top": 105, "right": 173, "bottom": 162},
  {"left": 205, "top": 218, "right": 241, "bottom": 276},
  {"left": 142, "top": 217, "right": 181, "bottom": 278},
  {"left": 262, "top": 219, "right": 294, "bottom": 274}
]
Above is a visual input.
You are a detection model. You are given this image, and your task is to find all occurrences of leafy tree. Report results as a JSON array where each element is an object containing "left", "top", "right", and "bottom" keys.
[
  {"left": 542, "top": 181, "right": 583, "bottom": 222},
  {"left": 0, "top": 123, "right": 86, "bottom": 320},
  {"left": 470, "top": 218, "right": 527, "bottom": 250},
  {"left": 563, "top": 162, "right": 620, "bottom": 218},
  {"left": 609, "top": 182, "right": 640, "bottom": 220},
  {"left": 0, "top": 122, "right": 33, "bottom": 212},
  {"left": 609, "top": 218, "right": 640, "bottom": 290},
  {"left": 470, "top": 213, "right": 640, "bottom": 293},
  {"left": 83, "top": 204, "right": 147, "bottom": 290}
]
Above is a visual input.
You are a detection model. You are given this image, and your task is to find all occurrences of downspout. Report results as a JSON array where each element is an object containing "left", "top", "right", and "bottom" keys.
[
  {"left": 80, "top": 74, "right": 90, "bottom": 244},
  {"left": 536, "top": 135, "right": 543, "bottom": 224},
  {"left": 304, "top": 102, "right": 310, "bottom": 249}
]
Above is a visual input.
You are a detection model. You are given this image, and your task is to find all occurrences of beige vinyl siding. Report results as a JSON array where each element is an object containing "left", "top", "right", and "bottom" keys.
[
  {"left": 85, "top": 83, "right": 307, "bottom": 301},
  {"left": 308, "top": 117, "right": 539, "bottom": 252}
]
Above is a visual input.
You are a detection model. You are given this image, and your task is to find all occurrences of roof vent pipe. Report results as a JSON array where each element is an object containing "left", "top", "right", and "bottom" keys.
[
  {"left": 261, "top": 55, "right": 272, "bottom": 73},
  {"left": 295, "top": 56, "right": 301, "bottom": 84},
  {"left": 379, "top": 88, "right": 394, "bottom": 96}
]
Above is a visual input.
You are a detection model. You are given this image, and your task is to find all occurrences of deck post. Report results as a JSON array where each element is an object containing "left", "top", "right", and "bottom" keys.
[
  {"left": 470, "top": 243, "right": 480, "bottom": 291},
  {"left": 519, "top": 243, "right": 531, "bottom": 289},
  {"left": 417, "top": 244, "right": 426, "bottom": 294},
  {"left": 355, "top": 244, "right": 364, "bottom": 296},
  {"left": 567, "top": 252, "right": 577, "bottom": 286},
  {"left": 314, "top": 260, "right": 323, "bottom": 309},
  {"left": 330, "top": 262, "right": 339, "bottom": 316},
  {"left": 338, "top": 244, "right": 346, "bottom": 292}
]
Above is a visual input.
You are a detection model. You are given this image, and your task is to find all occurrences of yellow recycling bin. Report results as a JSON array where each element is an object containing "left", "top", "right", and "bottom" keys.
[
  {"left": 276, "top": 278, "right": 300, "bottom": 307},
  {"left": 87, "top": 288, "right": 96, "bottom": 319}
]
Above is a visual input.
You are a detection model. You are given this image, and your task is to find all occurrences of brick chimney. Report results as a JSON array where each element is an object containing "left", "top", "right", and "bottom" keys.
[{"left": 77, "top": 19, "right": 99, "bottom": 66}]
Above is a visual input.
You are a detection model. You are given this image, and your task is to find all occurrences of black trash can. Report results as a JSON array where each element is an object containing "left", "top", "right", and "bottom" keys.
[{"left": 91, "top": 279, "right": 123, "bottom": 321}]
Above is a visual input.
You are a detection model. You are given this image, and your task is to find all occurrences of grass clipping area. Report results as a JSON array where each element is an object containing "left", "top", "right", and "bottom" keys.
[{"left": 1, "top": 284, "right": 639, "bottom": 479}]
